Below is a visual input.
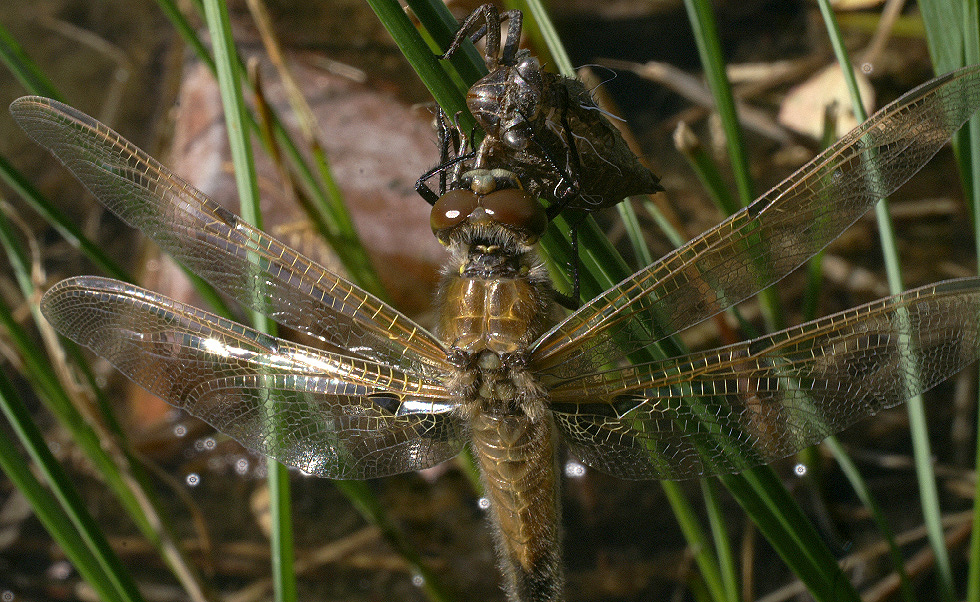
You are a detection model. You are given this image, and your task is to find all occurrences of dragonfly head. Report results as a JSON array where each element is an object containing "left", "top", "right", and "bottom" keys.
[{"left": 431, "top": 169, "right": 548, "bottom": 248}]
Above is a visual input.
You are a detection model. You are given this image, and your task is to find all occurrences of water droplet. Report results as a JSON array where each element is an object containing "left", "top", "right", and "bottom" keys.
[
  {"left": 563, "top": 460, "right": 586, "bottom": 478},
  {"left": 411, "top": 574, "right": 425, "bottom": 587},
  {"left": 203, "top": 437, "right": 216, "bottom": 450},
  {"left": 47, "top": 560, "right": 72, "bottom": 580},
  {"left": 2, "top": 589, "right": 15, "bottom": 601},
  {"left": 235, "top": 458, "right": 250, "bottom": 475},
  {"left": 794, "top": 463, "right": 807, "bottom": 477},
  {"left": 173, "top": 424, "right": 187, "bottom": 437},
  {"left": 185, "top": 473, "right": 200, "bottom": 487},
  {"left": 477, "top": 497, "right": 490, "bottom": 510}
]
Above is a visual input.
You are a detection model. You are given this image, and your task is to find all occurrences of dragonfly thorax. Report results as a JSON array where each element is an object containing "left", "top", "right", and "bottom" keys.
[{"left": 432, "top": 168, "right": 555, "bottom": 420}]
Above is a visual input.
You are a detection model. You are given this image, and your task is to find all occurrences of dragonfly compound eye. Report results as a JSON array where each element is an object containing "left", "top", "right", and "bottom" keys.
[
  {"left": 480, "top": 188, "right": 548, "bottom": 241},
  {"left": 431, "top": 189, "right": 479, "bottom": 241}
]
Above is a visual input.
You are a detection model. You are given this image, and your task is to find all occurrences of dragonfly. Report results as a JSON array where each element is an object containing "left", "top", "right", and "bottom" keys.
[
  {"left": 420, "top": 3, "right": 663, "bottom": 217},
  {"left": 422, "top": 3, "right": 664, "bottom": 305},
  {"left": 11, "top": 62, "right": 980, "bottom": 602}
]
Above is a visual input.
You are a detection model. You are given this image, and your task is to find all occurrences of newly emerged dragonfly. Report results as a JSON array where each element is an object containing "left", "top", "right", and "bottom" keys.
[{"left": 12, "top": 63, "right": 980, "bottom": 602}]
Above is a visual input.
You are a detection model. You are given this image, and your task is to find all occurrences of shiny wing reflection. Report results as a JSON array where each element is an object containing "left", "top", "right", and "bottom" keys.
[
  {"left": 532, "top": 66, "right": 980, "bottom": 379},
  {"left": 42, "top": 276, "right": 463, "bottom": 479},
  {"left": 549, "top": 279, "right": 980, "bottom": 479},
  {"left": 9, "top": 97, "right": 448, "bottom": 380}
]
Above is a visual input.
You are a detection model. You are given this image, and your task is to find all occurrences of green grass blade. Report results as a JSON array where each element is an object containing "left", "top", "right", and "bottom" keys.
[
  {"left": 0, "top": 371, "right": 136, "bottom": 602},
  {"left": 918, "top": 0, "right": 980, "bottom": 597},
  {"left": 701, "top": 478, "right": 739, "bottom": 602},
  {"left": 365, "top": 0, "right": 472, "bottom": 134},
  {"left": 0, "top": 22, "right": 62, "bottom": 101},
  {"left": 816, "top": 3, "right": 954, "bottom": 599},
  {"left": 661, "top": 480, "right": 731, "bottom": 602},
  {"left": 681, "top": 0, "right": 752, "bottom": 207},
  {"left": 721, "top": 468, "right": 859, "bottom": 601},
  {"left": 673, "top": 121, "right": 739, "bottom": 216},
  {"left": 201, "top": 2, "right": 296, "bottom": 601},
  {"left": 823, "top": 437, "right": 915, "bottom": 601},
  {"left": 682, "top": 0, "right": 782, "bottom": 332},
  {"left": 334, "top": 480, "right": 454, "bottom": 602},
  {"left": 0, "top": 154, "right": 129, "bottom": 281},
  {"left": 404, "top": 0, "right": 485, "bottom": 84}
]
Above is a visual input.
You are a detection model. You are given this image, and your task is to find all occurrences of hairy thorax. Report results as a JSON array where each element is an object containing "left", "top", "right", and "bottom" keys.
[{"left": 435, "top": 233, "right": 553, "bottom": 419}]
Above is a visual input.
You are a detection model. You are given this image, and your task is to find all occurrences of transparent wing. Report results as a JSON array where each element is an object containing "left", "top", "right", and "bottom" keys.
[
  {"left": 11, "top": 96, "right": 447, "bottom": 380},
  {"left": 548, "top": 279, "right": 980, "bottom": 480},
  {"left": 532, "top": 64, "right": 980, "bottom": 378},
  {"left": 42, "top": 276, "right": 464, "bottom": 479}
]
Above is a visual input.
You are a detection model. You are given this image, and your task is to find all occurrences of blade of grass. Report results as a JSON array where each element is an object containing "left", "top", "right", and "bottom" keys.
[
  {"left": 404, "top": 0, "right": 485, "bottom": 85},
  {"left": 919, "top": 0, "right": 980, "bottom": 597},
  {"left": 0, "top": 193, "right": 215, "bottom": 601},
  {"left": 816, "top": 3, "right": 955, "bottom": 600},
  {"left": 0, "top": 22, "right": 62, "bottom": 101},
  {"left": 662, "top": 480, "right": 733, "bottom": 602},
  {"left": 683, "top": 0, "right": 781, "bottom": 334},
  {"left": 672, "top": 121, "right": 740, "bottom": 221},
  {"left": 823, "top": 437, "right": 915, "bottom": 601},
  {"left": 157, "top": 0, "right": 387, "bottom": 299},
  {"left": 200, "top": 3, "right": 296, "bottom": 602},
  {"left": 0, "top": 370, "right": 137, "bottom": 602},
  {"left": 365, "top": 0, "right": 473, "bottom": 134},
  {"left": 701, "top": 478, "right": 739, "bottom": 602},
  {"left": 681, "top": 0, "right": 752, "bottom": 207},
  {"left": 720, "top": 468, "right": 859, "bottom": 601}
]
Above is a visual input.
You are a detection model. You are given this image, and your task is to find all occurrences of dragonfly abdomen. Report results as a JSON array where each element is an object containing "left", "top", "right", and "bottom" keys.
[{"left": 471, "top": 411, "right": 563, "bottom": 602}]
